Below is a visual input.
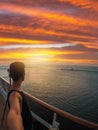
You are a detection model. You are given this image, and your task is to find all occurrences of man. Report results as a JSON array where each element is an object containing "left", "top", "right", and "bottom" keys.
[{"left": 6, "top": 62, "right": 32, "bottom": 130}]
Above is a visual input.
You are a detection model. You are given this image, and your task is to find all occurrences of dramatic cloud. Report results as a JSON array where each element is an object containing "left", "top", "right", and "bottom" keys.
[{"left": 0, "top": 0, "right": 98, "bottom": 65}]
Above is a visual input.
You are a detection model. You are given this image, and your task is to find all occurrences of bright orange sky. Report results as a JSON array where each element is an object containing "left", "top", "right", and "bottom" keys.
[{"left": 0, "top": 0, "right": 98, "bottom": 65}]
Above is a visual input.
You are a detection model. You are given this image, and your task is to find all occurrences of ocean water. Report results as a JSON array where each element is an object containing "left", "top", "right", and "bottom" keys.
[{"left": 0, "top": 64, "right": 98, "bottom": 123}]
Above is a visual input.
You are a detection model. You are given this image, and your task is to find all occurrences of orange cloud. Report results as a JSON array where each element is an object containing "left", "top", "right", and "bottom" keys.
[
  {"left": 68, "top": 0, "right": 98, "bottom": 11},
  {"left": 0, "top": 1, "right": 98, "bottom": 65},
  {"left": 0, "top": 3, "right": 98, "bottom": 27},
  {"left": 0, "top": 37, "right": 54, "bottom": 45},
  {"left": 0, "top": 2, "right": 98, "bottom": 45}
]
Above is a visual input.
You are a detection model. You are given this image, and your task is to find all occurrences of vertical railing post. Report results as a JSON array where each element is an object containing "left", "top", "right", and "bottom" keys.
[{"left": 50, "top": 113, "right": 60, "bottom": 130}]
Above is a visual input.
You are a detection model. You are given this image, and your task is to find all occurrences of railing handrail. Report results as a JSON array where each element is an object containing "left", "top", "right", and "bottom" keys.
[
  {"left": 24, "top": 91, "right": 98, "bottom": 130},
  {"left": 0, "top": 76, "right": 98, "bottom": 130}
]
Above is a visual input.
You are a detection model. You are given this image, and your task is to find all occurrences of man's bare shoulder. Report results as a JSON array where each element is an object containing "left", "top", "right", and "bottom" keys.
[
  {"left": 9, "top": 91, "right": 22, "bottom": 110},
  {"left": 9, "top": 91, "right": 22, "bottom": 102}
]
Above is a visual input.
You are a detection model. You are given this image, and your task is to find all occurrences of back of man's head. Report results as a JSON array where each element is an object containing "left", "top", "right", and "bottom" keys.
[{"left": 8, "top": 62, "right": 25, "bottom": 81}]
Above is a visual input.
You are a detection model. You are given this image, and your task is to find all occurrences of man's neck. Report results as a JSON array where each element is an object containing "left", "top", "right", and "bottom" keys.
[{"left": 12, "top": 80, "right": 22, "bottom": 90}]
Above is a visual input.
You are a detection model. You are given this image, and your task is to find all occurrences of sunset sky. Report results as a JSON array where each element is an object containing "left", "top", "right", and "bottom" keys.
[{"left": 0, "top": 0, "right": 98, "bottom": 65}]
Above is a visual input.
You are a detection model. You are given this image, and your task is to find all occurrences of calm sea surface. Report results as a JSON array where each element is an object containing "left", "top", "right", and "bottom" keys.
[{"left": 0, "top": 64, "right": 98, "bottom": 123}]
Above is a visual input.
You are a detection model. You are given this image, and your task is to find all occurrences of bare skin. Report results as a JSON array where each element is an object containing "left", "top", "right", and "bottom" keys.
[{"left": 7, "top": 79, "right": 24, "bottom": 130}]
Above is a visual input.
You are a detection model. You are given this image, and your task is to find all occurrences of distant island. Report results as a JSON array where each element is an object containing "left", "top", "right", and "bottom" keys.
[{"left": 60, "top": 68, "right": 98, "bottom": 73}]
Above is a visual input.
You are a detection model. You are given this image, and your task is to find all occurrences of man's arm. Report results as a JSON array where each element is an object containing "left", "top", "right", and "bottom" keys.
[{"left": 7, "top": 92, "right": 24, "bottom": 130}]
